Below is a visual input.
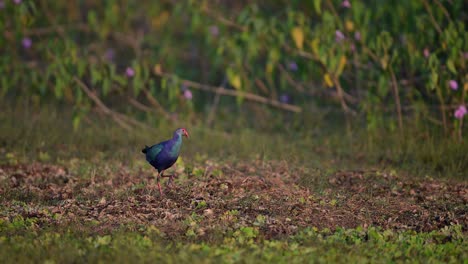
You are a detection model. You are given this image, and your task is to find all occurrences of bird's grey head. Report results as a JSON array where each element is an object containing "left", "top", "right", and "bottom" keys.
[{"left": 174, "top": 128, "right": 189, "bottom": 138}]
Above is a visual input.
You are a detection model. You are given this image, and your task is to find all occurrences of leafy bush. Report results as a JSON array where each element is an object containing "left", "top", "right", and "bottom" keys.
[{"left": 1, "top": 0, "right": 467, "bottom": 137}]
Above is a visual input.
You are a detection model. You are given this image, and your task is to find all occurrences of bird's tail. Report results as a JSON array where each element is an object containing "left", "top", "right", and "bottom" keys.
[{"left": 142, "top": 145, "right": 149, "bottom": 154}]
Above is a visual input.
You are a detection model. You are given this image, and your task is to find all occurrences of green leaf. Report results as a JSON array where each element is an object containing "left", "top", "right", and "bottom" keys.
[
  {"left": 113, "top": 75, "right": 127, "bottom": 86},
  {"left": 75, "top": 87, "right": 83, "bottom": 104},
  {"left": 227, "top": 68, "right": 242, "bottom": 90},
  {"left": 87, "top": 11, "right": 98, "bottom": 28},
  {"left": 447, "top": 59, "right": 457, "bottom": 74},
  {"left": 73, "top": 115, "right": 81, "bottom": 131},
  {"left": 54, "top": 79, "right": 64, "bottom": 99},
  {"left": 377, "top": 75, "right": 388, "bottom": 97},
  {"left": 430, "top": 71, "right": 438, "bottom": 90},
  {"left": 428, "top": 54, "right": 439, "bottom": 69},
  {"left": 313, "top": 0, "right": 322, "bottom": 14},
  {"left": 91, "top": 69, "right": 101, "bottom": 86},
  {"left": 77, "top": 61, "right": 86, "bottom": 77},
  {"left": 102, "top": 78, "right": 110, "bottom": 96}
]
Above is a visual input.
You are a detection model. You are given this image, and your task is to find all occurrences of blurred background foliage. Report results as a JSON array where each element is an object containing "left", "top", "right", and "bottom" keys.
[{"left": 0, "top": 0, "right": 467, "bottom": 138}]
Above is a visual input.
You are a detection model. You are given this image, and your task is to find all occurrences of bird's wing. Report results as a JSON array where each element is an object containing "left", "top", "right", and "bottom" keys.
[{"left": 145, "top": 143, "right": 165, "bottom": 161}]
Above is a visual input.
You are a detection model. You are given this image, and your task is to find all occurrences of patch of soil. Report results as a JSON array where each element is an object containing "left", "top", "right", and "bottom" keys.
[{"left": 0, "top": 162, "right": 466, "bottom": 239}]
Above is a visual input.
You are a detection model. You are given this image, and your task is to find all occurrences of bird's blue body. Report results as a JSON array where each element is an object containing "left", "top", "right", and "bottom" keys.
[{"left": 142, "top": 128, "right": 187, "bottom": 173}]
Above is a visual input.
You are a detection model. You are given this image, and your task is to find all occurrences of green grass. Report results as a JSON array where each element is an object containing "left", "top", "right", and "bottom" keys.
[
  {"left": 1, "top": 101, "right": 466, "bottom": 180},
  {"left": 0, "top": 102, "right": 467, "bottom": 263},
  {"left": 0, "top": 220, "right": 465, "bottom": 263}
]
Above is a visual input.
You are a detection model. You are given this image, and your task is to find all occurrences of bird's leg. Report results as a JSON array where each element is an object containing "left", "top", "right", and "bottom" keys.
[
  {"left": 167, "top": 175, "right": 175, "bottom": 188},
  {"left": 156, "top": 171, "right": 163, "bottom": 196},
  {"left": 169, "top": 175, "right": 175, "bottom": 187},
  {"left": 161, "top": 173, "right": 175, "bottom": 188}
]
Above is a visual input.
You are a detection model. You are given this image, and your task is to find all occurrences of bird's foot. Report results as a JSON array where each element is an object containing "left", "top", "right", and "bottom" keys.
[
  {"left": 162, "top": 174, "right": 177, "bottom": 188},
  {"left": 165, "top": 178, "right": 175, "bottom": 189}
]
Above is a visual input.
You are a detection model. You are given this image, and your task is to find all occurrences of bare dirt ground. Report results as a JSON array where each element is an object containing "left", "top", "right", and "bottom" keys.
[{"left": 1, "top": 161, "right": 466, "bottom": 239}]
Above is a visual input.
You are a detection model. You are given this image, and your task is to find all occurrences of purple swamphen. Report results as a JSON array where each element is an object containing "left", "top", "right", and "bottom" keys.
[{"left": 142, "top": 128, "right": 189, "bottom": 195}]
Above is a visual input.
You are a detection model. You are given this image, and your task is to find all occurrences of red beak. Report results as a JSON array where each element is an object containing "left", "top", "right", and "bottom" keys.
[{"left": 183, "top": 130, "right": 189, "bottom": 138}]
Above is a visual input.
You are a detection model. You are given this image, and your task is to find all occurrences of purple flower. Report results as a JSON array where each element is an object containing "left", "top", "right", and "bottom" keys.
[
  {"left": 0, "top": 1, "right": 5, "bottom": 9},
  {"left": 341, "top": 0, "right": 351, "bottom": 8},
  {"left": 454, "top": 105, "right": 467, "bottom": 119},
  {"left": 449, "top": 80, "right": 458, "bottom": 90},
  {"left": 350, "top": 43, "right": 356, "bottom": 52},
  {"left": 209, "top": 25, "right": 219, "bottom": 37},
  {"left": 22, "top": 37, "right": 32, "bottom": 49},
  {"left": 464, "top": 52, "right": 468, "bottom": 60},
  {"left": 288, "top": 61, "right": 298, "bottom": 71},
  {"left": 13, "top": 0, "right": 21, "bottom": 4},
  {"left": 125, "top": 67, "right": 135, "bottom": 77},
  {"left": 423, "top": 48, "right": 430, "bottom": 58},
  {"left": 104, "top": 48, "right": 115, "bottom": 62},
  {"left": 183, "top": 89, "right": 193, "bottom": 100},
  {"left": 279, "top": 94, "right": 290, "bottom": 104},
  {"left": 335, "top": 30, "right": 345, "bottom": 42},
  {"left": 354, "top": 31, "right": 361, "bottom": 41}
]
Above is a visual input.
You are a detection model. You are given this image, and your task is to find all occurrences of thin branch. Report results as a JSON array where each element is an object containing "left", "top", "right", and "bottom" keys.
[
  {"left": 457, "top": 81, "right": 466, "bottom": 141},
  {"left": 434, "top": 0, "right": 452, "bottom": 22},
  {"left": 207, "top": 78, "right": 228, "bottom": 127},
  {"left": 425, "top": 115, "right": 443, "bottom": 126},
  {"left": 286, "top": 45, "right": 355, "bottom": 114},
  {"left": 74, "top": 77, "right": 132, "bottom": 130},
  {"left": 38, "top": 0, "right": 70, "bottom": 39},
  {"left": 142, "top": 89, "right": 174, "bottom": 120},
  {"left": 422, "top": 0, "right": 443, "bottom": 34},
  {"left": 325, "top": 0, "right": 344, "bottom": 28},
  {"left": 254, "top": 78, "right": 271, "bottom": 95},
  {"left": 332, "top": 75, "right": 357, "bottom": 116},
  {"left": 24, "top": 23, "right": 90, "bottom": 36},
  {"left": 155, "top": 72, "right": 302, "bottom": 113},
  {"left": 201, "top": 6, "right": 247, "bottom": 31},
  {"left": 436, "top": 87, "right": 448, "bottom": 134},
  {"left": 389, "top": 66, "right": 404, "bottom": 135},
  {"left": 207, "top": 90, "right": 222, "bottom": 127},
  {"left": 278, "top": 63, "right": 305, "bottom": 92},
  {"left": 128, "top": 97, "right": 156, "bottom": 114},
  {"left": 361, "top": 46, "right": 380, "bottom": 63}
]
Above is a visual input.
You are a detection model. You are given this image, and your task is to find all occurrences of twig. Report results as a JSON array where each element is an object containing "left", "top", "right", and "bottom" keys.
[
  {"left": 155, "top": 72, "right": 302, "bottom": 113},
  {"left": 112, "top": 31, "right": 144, "bottom": 58},
  {"left": 118, "top": 110, "right": 151, "bottom": 129},
  {"left": 207, "top": 90, "right": 222, "bottom": 127},
  {"left": 459, "top": 118, "right": 464, "bottom": 142},
  {"left": 74, "top": 77, "right": 132, "bottom": 130},
  {"left": 254, "top": 78, "right": 271, "bottom": 95},
  {"left": 361, "top": 46, "right": 380, "bottom": 63},
  {"left": 287, "top": 45, "right": 356, "bottom": 114},
  {"left": 389, "top": 66, "right": 404, "bottom": 135},
  {"left": 458, "top": 83, "right": 466, "bottom": 141},
  {"left": 278, "top": 63, "right": 305, "bottom": 92},
  {"left": 142, "top": 89, "right": 174, "bottom": 121},
  {"left": 200, "top": 6, "right": 247, "bottom": 31},
  {"left": 436, "top": 87, "right": 448, "bottom": 134},
  {"left": 422, "top": 0, "right": 443, "bottom": 34},
  {"left": 38, "top": 0, "right": 72, "bottom": 40},
  {"left": 24, "top": 23, "right": 90, "bottom": 36},
  {"left": 425, "top": 115, "right": 443, "bottom": 126},
  {"left": 332, "top": 74, "right": 357, "bottom": 116},
  {"left": 129, "top": 97, "right": 156, "bottom": 113},
  {"left": 434, "top": 0, "right": 452, "bottom": 22},
  {"left": 207, "top": 78, "right": 228, "bottom": 127},
  {"left": 325, "top": 0, "right": 343, "bottom": 28}
]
